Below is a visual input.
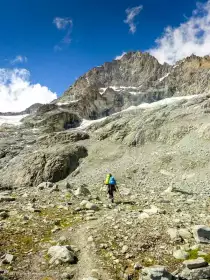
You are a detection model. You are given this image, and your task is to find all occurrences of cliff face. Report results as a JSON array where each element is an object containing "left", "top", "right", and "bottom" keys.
[
  {"left": 62, "top": 52, "right": 171, "bottom": 100},
  {"left": 159, "top": 55, "right": 210, "bottom": 96},
  {"left": 55, "top": 52, "right": 210, "bottom": 119}
]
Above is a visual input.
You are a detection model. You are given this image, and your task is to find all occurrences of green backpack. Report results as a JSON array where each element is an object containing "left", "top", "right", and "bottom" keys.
[{"left": 104, "top": 174, "right": 111, "bottom": 185}]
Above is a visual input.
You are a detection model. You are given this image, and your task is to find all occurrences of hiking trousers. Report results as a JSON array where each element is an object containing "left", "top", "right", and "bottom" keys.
[{"left": 107, "top": 184, "right": 116, "bottom": 203}]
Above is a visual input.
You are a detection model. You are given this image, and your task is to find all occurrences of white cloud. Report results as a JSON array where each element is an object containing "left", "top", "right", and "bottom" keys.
[
  {"left": 115, "top": 52, "right": 127, "bottom": 60},
  {"left": 124, "top": 5, "right": 143, "bottom": 34},
  {"left": 0, "top": 68, "right": 57, "bottom": 112},
  {"left": 53, "top": 17, "right": 73, "bottom": 49},
  {"left": 149, "top": 0, "right": 210, "bottom": 64},
  {"left": 53, "top": 17, "right": 73, "bottom": 30},
  {"left": 10, "top": 55, "right": 28, "bottom": 65}
]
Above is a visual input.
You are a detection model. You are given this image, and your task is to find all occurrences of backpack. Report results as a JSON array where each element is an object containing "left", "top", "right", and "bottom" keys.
[
  {"left": 105, "top": 174, "right": 111, "bottom": 185},
  {"left": 109, "top": 176, "right": 116, "bottom": 185}
]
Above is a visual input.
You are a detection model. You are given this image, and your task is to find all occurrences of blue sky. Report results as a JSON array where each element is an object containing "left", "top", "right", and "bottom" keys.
[{"left": 0, "top": 0, "right": 210, "bottom": 112}]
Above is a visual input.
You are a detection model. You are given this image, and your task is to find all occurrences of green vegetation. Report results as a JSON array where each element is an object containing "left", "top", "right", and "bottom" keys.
[
  {"left": 65, "top": 192, "right": 72, "bottom": 199},
  {"left": 0, "top": 206, "right": 82, "bottom": 268},
  {"left": 187, "top": 249, "right": 199, "bottom": 259},
  {"left": 187, "top": 249, "right": 210, "bottom": 263}
]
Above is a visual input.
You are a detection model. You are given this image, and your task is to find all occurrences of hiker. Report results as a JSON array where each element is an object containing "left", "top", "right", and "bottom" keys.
[{"left": 105, "top": 174, "right": 117, "bottom": 203}]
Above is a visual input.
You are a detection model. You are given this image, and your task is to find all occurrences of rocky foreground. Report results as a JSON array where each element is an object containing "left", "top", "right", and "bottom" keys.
[{"left": 1, "top": 92, "right": 210, "bottom": 279}]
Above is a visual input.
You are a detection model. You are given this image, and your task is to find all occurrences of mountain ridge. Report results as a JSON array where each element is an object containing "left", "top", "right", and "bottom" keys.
[
  {"left": 53, "top": 51, "right": 210, "bottom": 121},
  {"left": 1, "top": 51, "right": 210, "bottom": 118},
  {"left": 1, "top": 51, "right": 210, "bottom": 133}
]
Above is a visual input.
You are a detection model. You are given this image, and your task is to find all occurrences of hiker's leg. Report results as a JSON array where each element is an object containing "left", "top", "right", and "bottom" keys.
[
  {"left": 110, "top": 185, "right": 114, "bottom": 203},
  {"left": 107, "top": 185, "right": 109, "bottom": 198},
  {"left": 109, "top": 191, "right": 114, "bottom": 203},
  {"left": 108, "top": 185, "right": 112, "bottom": 200}
]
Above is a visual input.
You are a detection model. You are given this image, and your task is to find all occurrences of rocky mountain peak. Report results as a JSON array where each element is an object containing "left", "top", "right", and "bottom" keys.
[
  {"left": 61, "top": 51, "right": 171, "bottom": 101},
  {"left": 52, "top": 52, "right": 208, "bottom": 121}
]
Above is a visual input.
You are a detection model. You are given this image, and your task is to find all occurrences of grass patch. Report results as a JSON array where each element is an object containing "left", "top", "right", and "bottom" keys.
[
  {"left": 187, "top": 249, "right": 199, "bottom": 260},
  {"left": 65, "top": 193, "right": 72, "bottom": 199},
  {"left": 186, "top": 249, "right": 210, "bottom": 263},
  {"left": 0, "top": 206, "right": 82, "bottom": 267},
  {"left": 203, "top": 254, "right": 210, "bottom": 263}
]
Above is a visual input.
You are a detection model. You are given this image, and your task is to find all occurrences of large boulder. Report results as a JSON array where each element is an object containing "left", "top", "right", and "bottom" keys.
[
  {"left": 47, "top": 245, "right": 77, "bottom": 265},
  {"left": 178, "top": 228, "right": 192, "bottom": 240},
  {"left": 37, "top": 131, "right": 89, "bottom": 147},
  {"left": 179, "top": 266, "right": 210, "bottom": 280},
  {"left": 141, "top": 266, "right": 172, "bottom": 280},
  {"left": 173, "top": 249, "right": 189, "bottom": 260},
  {"left": 74, "top": 185, "right": 91, "bottom": 197},
  {"left": 80, "top": 200, "right": 99, "bottom": 211},
  {"left": 0, "top": 196, "right": 16, "bottom": 203},
  {"left": 37, "top": 182, "right": 54, "bottom": 190},
  {"left": 23, "top": 109, "right": 82, "bottom": 132},
  {"left": 183, "top": 258, "right": 208, "bottom": 269},
  {"left": 193, "top": 225, "right": 210, "bottom": 244},
  {"left": 85, "top": 202, "right": 99, "bottom": 211},
  {"left": 167, "top": 228, "right": 179, "bottom": 241},
  {"left": 0, "top": 144, "right": 87, "bottom": 188}
]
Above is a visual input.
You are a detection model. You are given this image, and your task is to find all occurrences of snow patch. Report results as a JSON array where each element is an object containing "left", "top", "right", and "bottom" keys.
[
  {"left": 115, "top": 52, "right": 127, "bottom": 60},
  {"left": 99, "top": 88, "right": 107, "bottom": 95},
  {"left": 0, "top": 114, "right": 28, "bottom": 126},
  {"left": 79, "top": 117, "right": 108, "bottom": 129},
  {"left": 57, "top": 100, "right": 79, "bottom": 106},
  {"left": 129, "top": 91, "right": 143, "bottom": 95},
  {"left": 173, "top": 65, "right": 179, "bottom": 69},
  {"left": 77, "top": 94, "right": 202, "bottom": 130},
  {"left": 159, "top": 73, "right": 170, "bottom": 82},
  {"left": 121, "top": 94, "right": 200, "bottom": 113},
  {"left": 114, "top": 86, "right": 140, "bottom": 90},
  {"left": 99, "top": 86, "right": 142, "bottom": 95}
]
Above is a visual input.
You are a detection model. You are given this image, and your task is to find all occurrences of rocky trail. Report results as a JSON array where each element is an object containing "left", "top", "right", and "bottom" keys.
[
  {"left": 2, "top": 177, "right": 210, "bottom": 280},
  {"left": 70, "top": 218, "right": 111, "bottom": 280},
  {"left": 2, "top": 159, "right": 210, "bottom": 280}
]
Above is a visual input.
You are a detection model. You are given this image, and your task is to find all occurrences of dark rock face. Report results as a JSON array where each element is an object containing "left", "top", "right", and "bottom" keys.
[
  {"left": 0, "top": 144, "right": 88, "bottom": 188},
  {"left": 55, "top": 52, "right": 171, "bottom": 118},
  {"left": 193, "top": 226, "right": 210, "bottom": 244},
  {"left": 62, "top": 52, "right": 171, "bottom": 100},
  {"left": 22, "top": 110, "right": 82, "bottom": 132},
  {"left": 36, "top": 104, "right": 58, "bottom": 115},
  {"left": 37, "top": 131, "right": 89, "bottom": 146}
]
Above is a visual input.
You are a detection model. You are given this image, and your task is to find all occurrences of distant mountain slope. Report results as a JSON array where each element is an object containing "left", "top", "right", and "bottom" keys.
[
  {"left": 61, "top": 51, "right": 171, "bottom": 101},
  {"left": 55, "top": 52, "right": 210, "bottom": 119},
  {"left": 3, "top": 51, "right": 210, "bottom": 131}
]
